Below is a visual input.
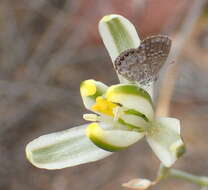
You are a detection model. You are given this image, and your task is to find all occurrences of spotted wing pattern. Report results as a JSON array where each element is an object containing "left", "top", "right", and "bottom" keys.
[{"left": 114, "top": 35, "right": 171, "bottom": 84}]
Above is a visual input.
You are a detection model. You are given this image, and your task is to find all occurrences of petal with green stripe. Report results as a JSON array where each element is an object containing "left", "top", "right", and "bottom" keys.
[
  {"left": 99, "top": 14, "right": 141, "bottom": 84},
  {"left": 86, "top": 122, "right": 144, "bottom": 152},
  {"left": 147, "top": 117, "right": 185, "bottom": 167},
  {"left": 99, "top": 14, "right": 140, "bottom": 62},
  {"left": 26, "top": 124, "right": 112, "bottom": 169},
  {"left": 98, "top": 14, "right": 154, "bottom": 98},
  {"left": 106, "top": 84, "right": 154, "bottom": 121},
  {"left": 118, "top": 114, "right": 149, "bottom": 132}
]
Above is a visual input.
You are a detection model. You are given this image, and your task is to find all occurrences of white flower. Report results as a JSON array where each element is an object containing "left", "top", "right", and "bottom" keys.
[
  {"left": 25, "top": 80, "right": 185, "bottom": 170},
  {"left": 25, "top": 14, "right": 185, "bottom": 170}
]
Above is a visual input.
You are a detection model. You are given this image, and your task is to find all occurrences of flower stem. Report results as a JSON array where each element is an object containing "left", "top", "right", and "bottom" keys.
[
  {"left": 157, "top": 164, "right": 208, "bottom": 187},
  {"left": 169, "top": 169, "right": 208, "bottom": 187}
]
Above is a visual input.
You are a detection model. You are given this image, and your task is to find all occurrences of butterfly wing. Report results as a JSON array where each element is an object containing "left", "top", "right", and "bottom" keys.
[{"left": 114, "top": 35, "right": 171, "bottom": 84}]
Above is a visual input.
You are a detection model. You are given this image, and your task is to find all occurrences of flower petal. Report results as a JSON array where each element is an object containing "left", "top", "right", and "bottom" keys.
[
  {"left": 99, "top": 14, "right": 154, "bottom": 97},
  {"left": 26, "top": 124, "right": 112, "bottom": 169},
  {"left": 157, "top": 117, "right": 181, "bottom": 134},
  {"left": 106, "top": 84, "right": 154, "bottom": 120},
  {"left": 86, "top": 122, "right": 144, "bottom": 152},
  {"left": 147, "top": 117, "right": 185, "bottom": 167},
  {"left": 118, "top": 114, "right": 149, "bottom": 132},
  {"left": 80, "top": 79, "right": 108, "bottom": 111},
  {"left": 99, "top": 14, "right": 140, "bottom": 62}
]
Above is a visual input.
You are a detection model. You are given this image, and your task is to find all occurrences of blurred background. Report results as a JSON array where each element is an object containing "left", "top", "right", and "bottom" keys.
[{"left": 0, "top": 0, "right": 207, "bottom": 190}]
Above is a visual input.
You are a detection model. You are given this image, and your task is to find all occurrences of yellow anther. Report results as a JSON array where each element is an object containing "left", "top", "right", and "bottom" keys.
[
  {"left": 80, "top": 80, "right": 97, "bottom": 96},
  {"left": 86, "top": 123, "right": 102, "bottom": 138},
  {"left": 91, "top": 97, "right": 118, "bottom": 116}
]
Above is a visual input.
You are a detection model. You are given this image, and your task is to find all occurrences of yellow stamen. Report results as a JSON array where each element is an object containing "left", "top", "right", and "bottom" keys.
[
  {"left": 86, "top": 123, "right": 103, "bottom": 138},
  {"left": 91, "top": 96, "right": 118, "bottom": 116},
  {"left": 80, "top": 80, "right": 97, "bottom": 96}
]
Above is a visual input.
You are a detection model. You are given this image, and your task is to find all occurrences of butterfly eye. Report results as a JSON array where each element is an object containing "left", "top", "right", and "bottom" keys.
[{"left": 114, "top": 35, "right": 171, "bottom": 84}]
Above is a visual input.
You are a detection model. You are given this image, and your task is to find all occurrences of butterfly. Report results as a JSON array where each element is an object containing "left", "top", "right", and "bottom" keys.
[{"left": 114, "top": 35, "right": 171, "bottom": 84}]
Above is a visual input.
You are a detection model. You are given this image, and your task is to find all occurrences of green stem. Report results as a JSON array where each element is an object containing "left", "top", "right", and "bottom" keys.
[
  {"left": 169, "top": 169, "right": 208, "bottom": 187},
  {"left": 157, "top": 164, "right": 208, "bottom": 187}
]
